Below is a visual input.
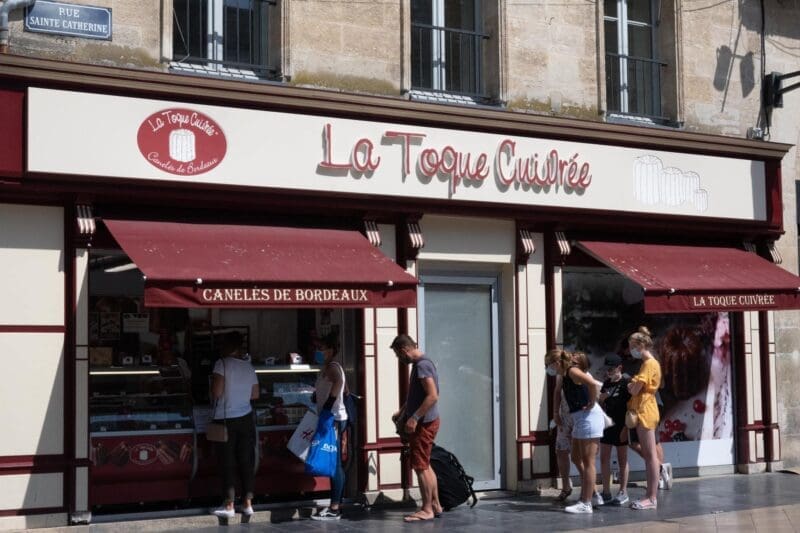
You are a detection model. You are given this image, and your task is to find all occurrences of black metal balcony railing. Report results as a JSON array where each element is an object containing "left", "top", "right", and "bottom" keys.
[
  {"left": 606, "top": 52, "right": 667, "bottom": 120},
  {"left": 172, "top": 0, "right": 277, "bottom": 78},
  {"left": 411, "top": 23, "right": 489, "bottom": 98}
]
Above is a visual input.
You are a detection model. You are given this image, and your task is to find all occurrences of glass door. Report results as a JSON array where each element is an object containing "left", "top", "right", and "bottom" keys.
[{"left": 418, "top": 275, "right": 501, "bottom": 490}]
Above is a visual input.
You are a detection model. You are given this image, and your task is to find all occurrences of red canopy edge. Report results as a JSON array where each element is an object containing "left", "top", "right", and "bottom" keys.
[
  {"left": 104, "top": 219, "right": 418, "bottom": 308},
  {"left": 576, "top": 241, "right": 800, "bottom": 314}
]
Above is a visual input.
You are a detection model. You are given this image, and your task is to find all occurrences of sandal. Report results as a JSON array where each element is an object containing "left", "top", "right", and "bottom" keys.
[
  {"left": 630, "top": 498, "right": 657, "bottom": 510},
  {"left": 556, "top": 488, "right": 572, "bottom": 502}
]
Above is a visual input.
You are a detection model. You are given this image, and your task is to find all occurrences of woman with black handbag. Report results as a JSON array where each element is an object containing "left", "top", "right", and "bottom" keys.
[{"left": 209, "top": 331, "right": 259, "bottom": 519}]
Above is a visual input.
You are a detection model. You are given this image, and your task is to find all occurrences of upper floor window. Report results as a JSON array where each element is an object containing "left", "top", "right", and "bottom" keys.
[
  {"left": 172, "top": 0, "right": 278, "bottom": 79},
  {"left": 411, "top": 0, "right": 489, "bottom": 99},
  {"left": 604, "top": 0, "right": 666, "bottom": 120}
]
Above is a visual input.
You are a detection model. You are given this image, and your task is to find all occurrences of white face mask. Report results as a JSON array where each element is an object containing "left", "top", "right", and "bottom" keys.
[
  {"left": 630, "top": 347, "right": 643, "bottom": 359},
  {"left": 546, "top": 365, "right": 558, "bottom": 377}
]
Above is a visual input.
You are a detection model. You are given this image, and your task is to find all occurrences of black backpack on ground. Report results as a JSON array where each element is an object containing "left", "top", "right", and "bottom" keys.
[{"left": 430, "top": 444, "right": 479, "bottom": 510}]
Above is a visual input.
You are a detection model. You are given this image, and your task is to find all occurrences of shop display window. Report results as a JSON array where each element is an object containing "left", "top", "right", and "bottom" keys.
[
  {"left": 87, "top": 248, "right": 361, "bottom": 505},
  {"left": 562, "top": 268, "right": 735, "bottom": 467},
  {"left": 89, "top": 368, "right": 193, "bottom": 433}
]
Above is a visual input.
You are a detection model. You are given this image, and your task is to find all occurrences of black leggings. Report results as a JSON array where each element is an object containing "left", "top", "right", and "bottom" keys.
[{"left": 217, "top": 412, "right": 256, "bottom": 503}]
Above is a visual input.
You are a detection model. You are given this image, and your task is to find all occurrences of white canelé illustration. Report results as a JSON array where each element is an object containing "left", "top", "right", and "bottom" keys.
[
  {"left": 169, "top": 129, "right": 196, "bottom": 163},
  {"left": 633, "top": 155, "right": 708, "bottom": 212}
]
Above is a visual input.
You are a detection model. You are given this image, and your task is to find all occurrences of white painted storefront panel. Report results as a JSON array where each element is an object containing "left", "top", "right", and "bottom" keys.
[
  {"left": 0, "top": 473, "right": 63, "bottom": 510},
  {"left": 29, "top": 89, "right": 766, "bottom": 221},
  {"left": 0, "top": 204, "right": 64, "bottom": 325},
  {"left": 418, "top": 216, "right": 515, "bottom": 263},
  {"left": 0, "top": 333, "right": 65, "bottom": 456}
]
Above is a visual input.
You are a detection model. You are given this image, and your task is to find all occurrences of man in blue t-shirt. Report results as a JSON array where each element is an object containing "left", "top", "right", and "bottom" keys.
[{"left": 391, "top": 334, "right": 441, "bottom": 522}]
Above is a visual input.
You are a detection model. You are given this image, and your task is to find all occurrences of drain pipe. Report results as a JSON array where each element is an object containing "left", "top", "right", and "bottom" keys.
[{"left": 0, "top": 0, "right": 36, "bottom": 54}]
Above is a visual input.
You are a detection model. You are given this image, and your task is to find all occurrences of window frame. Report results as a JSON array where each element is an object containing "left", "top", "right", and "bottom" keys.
[
  {"left": 171, "top": 0, "right": 278, "bottom": 80},
  {"left": 604, "top": 0, "right": 666, "bottom": 120},
  {"left": 410, "top": 0, "right": 489, "bottom": 99}
]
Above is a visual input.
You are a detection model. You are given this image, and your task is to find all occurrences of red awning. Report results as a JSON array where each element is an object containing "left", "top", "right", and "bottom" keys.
[
  {"left": 104, "top": 219, "right": 418, "bottom": 308},
  {"left": 576, "top": 241, "right": 800, "bottom": 314}
]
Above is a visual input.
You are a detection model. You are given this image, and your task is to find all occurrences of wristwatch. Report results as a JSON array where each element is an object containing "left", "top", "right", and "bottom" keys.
[{"left": 412, "top": 413, "right": 422, "bottom": 422}]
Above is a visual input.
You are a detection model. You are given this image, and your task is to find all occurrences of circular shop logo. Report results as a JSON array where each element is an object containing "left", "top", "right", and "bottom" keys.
[
  {"left": 137, "top": 108, "right": 227, "bottom": 176},
  {"left": 129, "top": 443, "right": 158, "bottom": 466}
]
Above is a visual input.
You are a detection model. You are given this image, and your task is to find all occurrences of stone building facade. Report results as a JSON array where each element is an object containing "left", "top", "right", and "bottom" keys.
[{"left": 1, "top": 0, "right": 800, "bottom": 528}]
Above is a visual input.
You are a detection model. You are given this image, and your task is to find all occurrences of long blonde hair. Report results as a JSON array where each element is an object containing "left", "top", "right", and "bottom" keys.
[{"left": 628, "top": 326, "right": 653, "bottom": 350}]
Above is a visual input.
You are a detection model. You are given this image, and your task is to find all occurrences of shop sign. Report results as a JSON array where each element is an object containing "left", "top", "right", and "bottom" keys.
[
  {"left": 25, "top": 1, "right": 112, "bottom": 41},
  {"left": 29, "top": 89, "right": 768, "bottom": 222},
  {"left": 137, "top": 109, "right": 227, "bottom": 176},
  {"left": 200, "top": 287, "right": 370, "bottom": 305},
  {"left": 145, "top": 284, "right": 416, "bottom": 308},
  {"left": 319, "top": 125, "right": 593, "bottom": 196},
  {"left": 689, "top": 293, "right": 777, "bottom": 310}
]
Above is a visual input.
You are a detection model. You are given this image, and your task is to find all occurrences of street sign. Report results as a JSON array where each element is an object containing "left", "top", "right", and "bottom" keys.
[{"left": 25, "top": 1, "right": 112, "bottom": 41}]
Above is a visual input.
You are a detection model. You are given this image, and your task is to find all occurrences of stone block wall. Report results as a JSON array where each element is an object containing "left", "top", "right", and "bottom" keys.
[
  {"left": 7, "top": 0, "right": 162, "bottom": 69},
  {"left": 285, "top": 0, "right": 402, "bottom": 95},
  {"left": 503, "top": 1, "right": 600, "bottom": 119}
]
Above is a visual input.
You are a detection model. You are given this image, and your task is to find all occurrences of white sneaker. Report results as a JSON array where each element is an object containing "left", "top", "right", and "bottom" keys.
[
  {"left": 212, "top": 506, "right": 235, "bottom": 518},
  {"left": 310, "top": 507, "right": 341, "bottom": 521},
  {"left": 564, "top": 500, "right": 593, "bottom": 514},
  {"left": 611, "top": 491, "right": 629, "bottom": 506},
  {"left": 660, "top": 463, "right": 673, "bottom": 489},
  {"left": 592, "top": 491, "right": 605, "bottom": 506},
  {"left": 241, "top": 505, "right": 254, "bottom": 516}
]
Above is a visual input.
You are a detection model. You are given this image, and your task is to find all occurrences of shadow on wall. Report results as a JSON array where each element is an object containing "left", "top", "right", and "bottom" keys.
[{"left": 739, "top": 0, "right": 800, "bottom": 38}]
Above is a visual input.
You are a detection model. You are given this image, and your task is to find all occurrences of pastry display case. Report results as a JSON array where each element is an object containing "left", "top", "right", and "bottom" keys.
[
  {"left": 253, "top": 365, "right": 328, "bottom": 495},
  {"left": 88, "top": 367, "right": 196, "bottom": 506}
]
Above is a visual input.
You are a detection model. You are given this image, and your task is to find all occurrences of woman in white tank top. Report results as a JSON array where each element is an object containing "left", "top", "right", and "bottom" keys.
[{"left": 310, "top": 333, "right": 348, "bottom": 521}]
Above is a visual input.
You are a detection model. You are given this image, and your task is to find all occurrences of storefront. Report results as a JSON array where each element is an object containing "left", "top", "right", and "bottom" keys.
[
  {"left": 84, "top": 219, "right": 416, "bottom": 507},
  {"left": 0, "top": 55, "right": 798, "bottom": 525}
]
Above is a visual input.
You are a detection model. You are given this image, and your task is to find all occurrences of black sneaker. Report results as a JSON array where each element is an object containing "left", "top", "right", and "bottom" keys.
[{"left": 311, "top": 507, "right": 341, "bottom": 521}]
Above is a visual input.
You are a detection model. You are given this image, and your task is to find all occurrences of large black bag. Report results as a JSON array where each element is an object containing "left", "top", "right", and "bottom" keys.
[{"left": 430, "top": 444, "right": 478, "bottom": 511}]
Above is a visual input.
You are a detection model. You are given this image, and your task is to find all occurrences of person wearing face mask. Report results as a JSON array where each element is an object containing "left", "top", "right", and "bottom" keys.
[
  {"left": 310, "top": 333, "right": 348, "bottom": 521},
  {"left": 625, "top": 326, "right": 662, "bottom": 510},
  {"left": 544, "top": 349, "right": 605, "bottom": 514},
  {"left": 547, "top": 360, "right": 580, "bottom": 502},
  {"left": 598, "top": 353, "right": 631, "bottom": 506},
  {"left": 619, "top": 332, "right": 670, "bottom": 491}
]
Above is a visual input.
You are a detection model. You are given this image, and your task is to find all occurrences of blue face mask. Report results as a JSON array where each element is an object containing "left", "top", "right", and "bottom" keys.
[
  {"left": 546, "top": 365, "right": 557, "bottom": 377},
  {"left": 630, "top": 348, "right": 643, "bottom": 359},
  {"left": 314, "top": 350, "right": 326, "bottom": 365}
]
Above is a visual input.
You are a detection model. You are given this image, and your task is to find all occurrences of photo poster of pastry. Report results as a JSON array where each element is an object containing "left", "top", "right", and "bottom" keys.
[{"left": 562, "top": 269, "right": 734, "bottom": 445}]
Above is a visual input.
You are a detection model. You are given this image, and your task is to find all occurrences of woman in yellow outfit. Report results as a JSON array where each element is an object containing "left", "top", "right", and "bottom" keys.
[{"left": 626, "top": 326, "right": 661, "bottom": 510}]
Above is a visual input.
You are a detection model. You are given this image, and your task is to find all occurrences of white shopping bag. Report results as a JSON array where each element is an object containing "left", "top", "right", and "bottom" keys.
[{"left": 287, "top": 410, "right": 318, "bottom": 461}]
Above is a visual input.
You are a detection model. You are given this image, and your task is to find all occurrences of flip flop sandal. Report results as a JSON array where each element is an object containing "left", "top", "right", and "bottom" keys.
[
  {"left": 556, "top": 488, "right": 573, "bottom": 502},
  {"left": 630, "top": 498, "right": 657, "bottom": 510}
]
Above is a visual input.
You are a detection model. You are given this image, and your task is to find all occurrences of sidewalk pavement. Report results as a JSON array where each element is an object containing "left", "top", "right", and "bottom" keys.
[{"left": 23, "top": 472, "right": 800, "bottom": 532}]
